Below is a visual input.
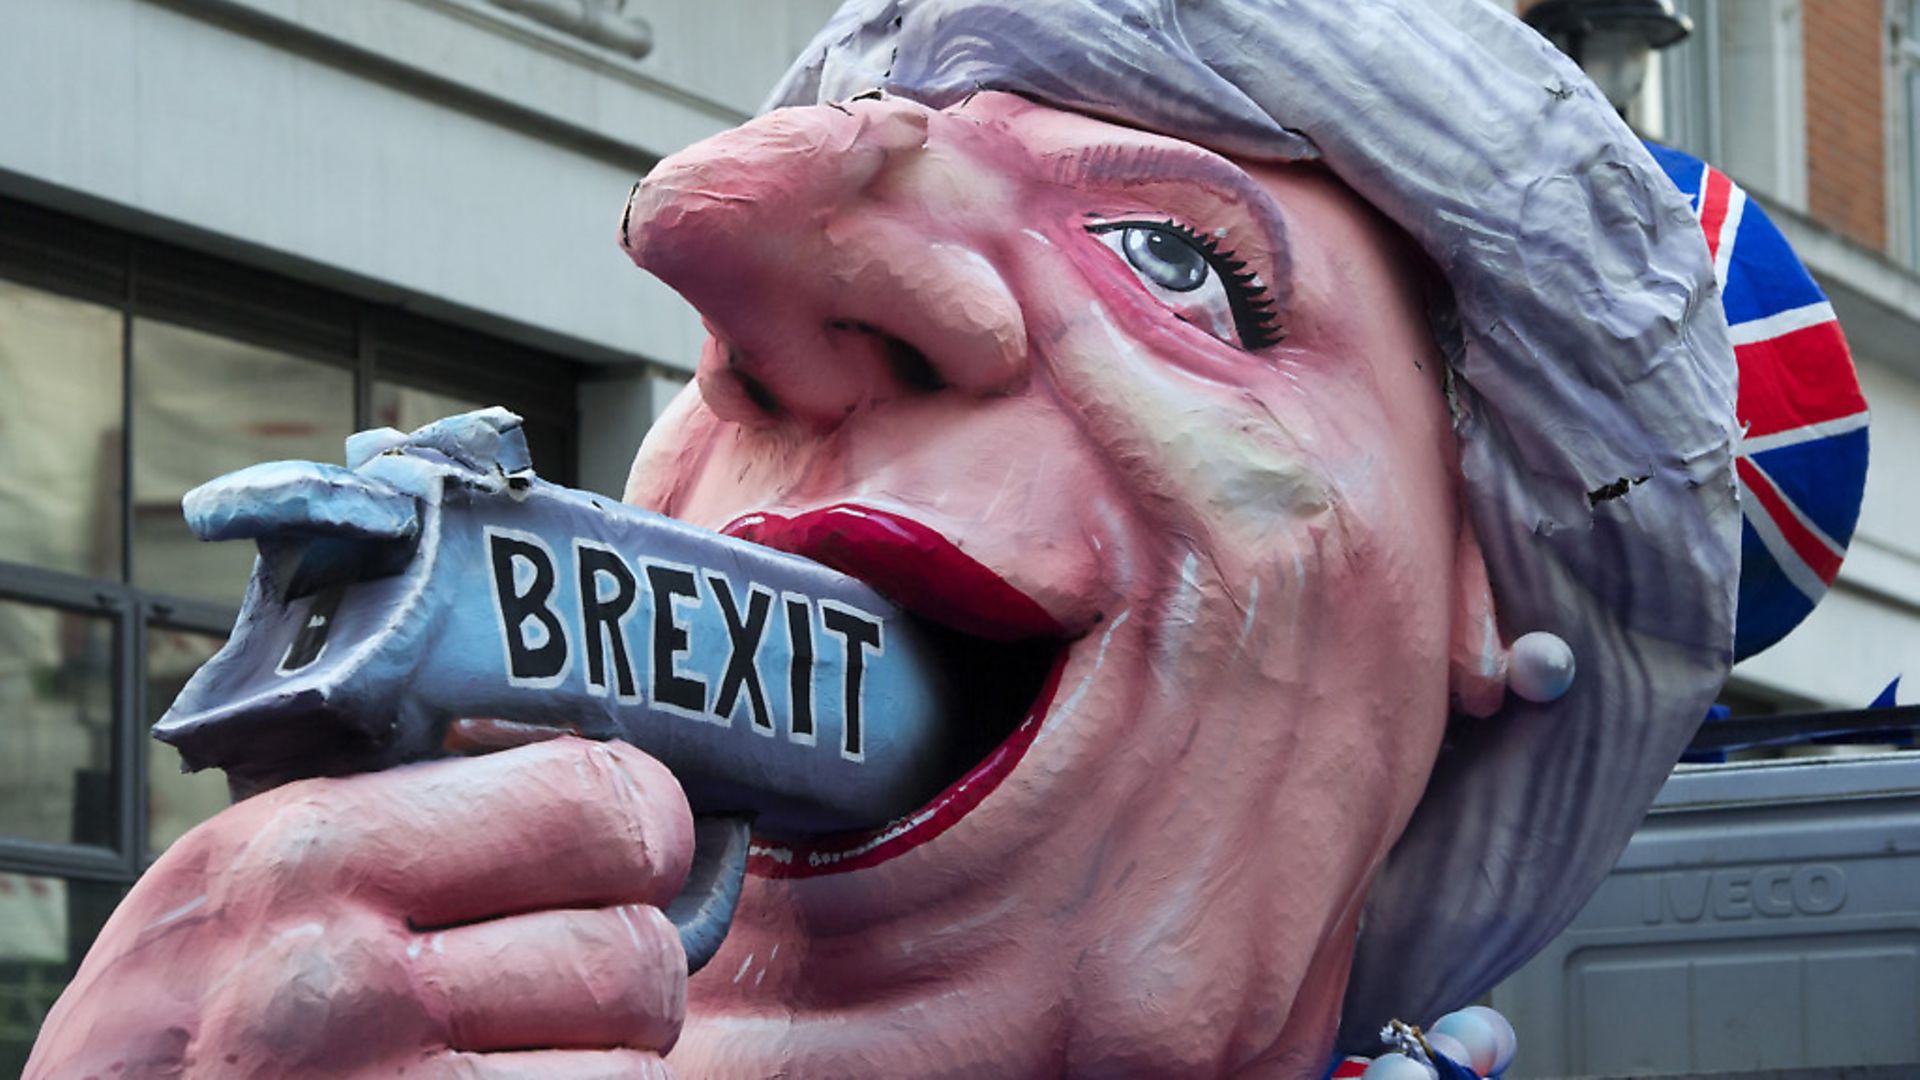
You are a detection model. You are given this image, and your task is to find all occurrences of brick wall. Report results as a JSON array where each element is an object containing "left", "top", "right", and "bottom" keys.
[{"left": 1804, "top": 0, "right": 1887, "bottom": 251}]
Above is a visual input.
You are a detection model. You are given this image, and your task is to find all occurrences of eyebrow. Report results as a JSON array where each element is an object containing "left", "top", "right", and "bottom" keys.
[{"left": 1044, "top": 140, "right": 1293, "bottom": 311}]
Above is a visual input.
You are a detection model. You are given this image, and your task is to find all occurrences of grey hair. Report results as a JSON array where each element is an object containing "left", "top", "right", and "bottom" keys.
[{"left": 769, "top": 0, "right": 1739, "bottom": 1051}]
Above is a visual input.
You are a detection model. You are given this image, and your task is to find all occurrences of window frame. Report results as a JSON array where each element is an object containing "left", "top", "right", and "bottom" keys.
[
  {"left": 0, "top": 192, "right": 583, "bottom": 885},
  {"left": 1659, "top": 0, "right": 1810, "bottom": 210},
  {"left": 1889, "top": 0, "right": 1920, "bottom": 267}
]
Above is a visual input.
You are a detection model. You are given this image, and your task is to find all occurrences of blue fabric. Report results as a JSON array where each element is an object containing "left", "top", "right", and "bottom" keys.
[
  {"left": 1734, "top": 518, "right": 1817, "bottom": 660},
  {"left": 1871, "top": 676, "right": 1901, "bottom": 710},
  {"left": 1721, "top": 202, "right": 1828, "bottom": 327},
  {"left": 1749, "top": 429, "right": 1868, "bottom": 548}
]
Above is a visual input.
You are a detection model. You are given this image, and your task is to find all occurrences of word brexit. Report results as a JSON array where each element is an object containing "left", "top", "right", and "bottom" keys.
[
  {"left": 485, "top": 526, "right": 883, "bottom": 760},
  {"left": 158, "top": 424, "right": 956, "bottom": 833}
]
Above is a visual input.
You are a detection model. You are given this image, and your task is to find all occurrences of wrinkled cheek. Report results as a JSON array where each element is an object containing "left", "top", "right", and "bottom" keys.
[{"left": 1026, "top": 303, "right": 1334, "bottom": 550}]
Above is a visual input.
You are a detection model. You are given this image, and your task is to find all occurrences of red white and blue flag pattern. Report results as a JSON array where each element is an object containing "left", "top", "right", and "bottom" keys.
[{"left": 1644, "top": 142, "right": 1870, "bottom": 660}]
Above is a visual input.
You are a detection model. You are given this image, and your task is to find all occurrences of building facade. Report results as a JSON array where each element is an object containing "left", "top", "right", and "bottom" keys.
[
  {"left": 1509, "top": 0, "right": 1920, "bottom": 715},
  {"left": 2, "top": 0, "right": 1915, "bottom": 1069},
  {"left": 1658, "top": 0, "right": 1919, "bottom": 716}
]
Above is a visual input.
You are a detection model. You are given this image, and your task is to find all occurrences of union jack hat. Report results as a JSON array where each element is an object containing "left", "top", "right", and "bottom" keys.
[{"left": 1644, "top": 142, "right": 1870, "bottom": 660}]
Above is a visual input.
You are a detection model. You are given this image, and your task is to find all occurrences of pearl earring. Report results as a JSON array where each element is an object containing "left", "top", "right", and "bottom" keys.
[{"left": 1508, "top": 630, "right": 1575, "bottom": 703}]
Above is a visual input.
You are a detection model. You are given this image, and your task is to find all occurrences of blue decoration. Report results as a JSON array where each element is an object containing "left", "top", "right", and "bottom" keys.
[
  {"left": 1646, "top": 141, "right": 1870, "bottom": 660},
  {"left": 1870, "top": 676, "right": 1901, "bottom": 710}
]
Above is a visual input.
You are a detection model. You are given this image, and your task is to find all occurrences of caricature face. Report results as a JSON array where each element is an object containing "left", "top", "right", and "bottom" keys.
[{"left": 621, "top": 94, "right": 1487, "bottom": 1076}]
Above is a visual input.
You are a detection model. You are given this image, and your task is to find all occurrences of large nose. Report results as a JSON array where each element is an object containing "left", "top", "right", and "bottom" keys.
[{"left": 620, "top": 97, "right": 1029, "bottom": 429}]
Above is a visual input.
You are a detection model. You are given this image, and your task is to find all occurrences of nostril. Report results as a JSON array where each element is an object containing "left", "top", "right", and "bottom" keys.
[
  {"left": 736, "top": 371, "right": 782, "bottom": 417},
  {"left": 726, "top": 346, "right": 783, "bottom": 418},
  {"left": 883, "top": 337, "right": 945, "bottom": 393},
  {"left": 825, "top": 320, "right": 946, "bottom": 394}
]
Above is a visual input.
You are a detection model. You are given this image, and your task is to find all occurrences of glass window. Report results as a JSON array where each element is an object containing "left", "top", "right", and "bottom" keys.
[
  {"left": 145, "top": 626, "right": 232, "bottom": 854},
  {"left": 1899, "top": 0, "right": 1920, "bottom": 265},
  {"left": 371, "top": 380, "right": 485, "bottom": 434},
  {"left": 130, "top": 319, "right": 355, "bottom": 607},
  {"left": 0, "top": 281, "right": 124, "bottom": 580},
  {"left": 1, "top": 198, "right": 585, "bottom": 1044},
  {"left": 0, "top": 600, "right": 115, "bottom": 848},
  {"left": 0, "top": 874, "right": 123, "bottom": 1076},
  {"left": 1718, "top": 0, "right": 1805, "bottom": 207},
  {"left": 1660, "top": 0, "right": 1808, "bottom": 208},
  {"left": 372, "top": 378, "right": 570, "bottom": 481}
]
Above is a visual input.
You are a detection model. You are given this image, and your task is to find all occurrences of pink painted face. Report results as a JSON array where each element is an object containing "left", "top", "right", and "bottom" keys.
[{"left": 621, "top": 93, "right": 1503, "bottom": 1076}]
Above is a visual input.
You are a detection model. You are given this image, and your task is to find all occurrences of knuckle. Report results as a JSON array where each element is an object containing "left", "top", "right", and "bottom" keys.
[
  {"left": 561, "top": 737, "right": 681, "bottom": 807},
  {"left": 201, "top": 784, "right": 352, "bottom": 899},
  {"left": 253, "top": 793, "right": 342, "bottom": 867},
  {"left": 201, "top": 907, "right": 421, "bottom": 1068},
  {"left": 532, "top": 740, "right": 694, "bottom": 888}
]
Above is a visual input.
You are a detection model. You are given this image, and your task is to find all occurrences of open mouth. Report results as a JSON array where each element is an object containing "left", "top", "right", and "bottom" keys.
[{"left": 722, "top": 504, "right": 1072, "bottom": 877}]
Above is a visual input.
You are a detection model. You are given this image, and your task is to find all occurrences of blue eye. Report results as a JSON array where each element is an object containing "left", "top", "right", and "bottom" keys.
[
  {"left": 1121, "top": 226, "right": 1209, "bottom": 292},
  {"left": 1087, "top": 220, "right": 1284, "bottom": 351}
]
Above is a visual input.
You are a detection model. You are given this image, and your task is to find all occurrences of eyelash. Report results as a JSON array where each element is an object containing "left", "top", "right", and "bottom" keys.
[{"left": 1085, "top": 219, "right": 1285, "bottom": 351}]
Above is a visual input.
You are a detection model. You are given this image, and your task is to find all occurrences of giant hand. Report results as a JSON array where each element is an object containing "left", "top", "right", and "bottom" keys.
[{"left": 26, "top": 738, "right": 693, "bottom": 1079}]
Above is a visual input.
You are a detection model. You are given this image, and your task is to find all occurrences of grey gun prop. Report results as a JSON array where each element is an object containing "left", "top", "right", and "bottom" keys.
[{"left": 155, "top": 408, "right": 960, "bottom": 970}]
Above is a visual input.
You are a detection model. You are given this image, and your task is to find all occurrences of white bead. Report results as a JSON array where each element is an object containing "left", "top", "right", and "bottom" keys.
[
  {"left": 1431, "top": 1010, "right": 1499, "bottom": 1076},
  {"left": 1361, "top": 1052, "right": 1437, "bottom": 1080},
  {"left": 1425, "top": 1031, "right": 1472, "bottom": 1071},
  {"left": 1461, "top": 1005, "right": 1517, "bottom": 1074},
  {"left": 1508, "top": 630, "right": 1575, "bottom": 703}
]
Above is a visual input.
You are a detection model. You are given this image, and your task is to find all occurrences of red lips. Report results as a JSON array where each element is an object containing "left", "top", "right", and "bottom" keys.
[
  {"left": 719, "top": 503, "right": 1068, "bottom": 878},
  {"left": 721, "top": 504, "right": 1063, "bottom": 640}
]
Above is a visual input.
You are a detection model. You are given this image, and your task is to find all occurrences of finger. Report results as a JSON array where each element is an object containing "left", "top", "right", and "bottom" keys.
[
  {"left": 437, "top": 1048, "right": 673, "bottom": 1079},
  {"left": 385, "top": 738, "right": 694, "bottom": 927},
  {"left": 252, "top": 737, "right": 694, "bottom": 928},
  {"left": 413, "top": 904, "right": 686, "bottom": 1053}
]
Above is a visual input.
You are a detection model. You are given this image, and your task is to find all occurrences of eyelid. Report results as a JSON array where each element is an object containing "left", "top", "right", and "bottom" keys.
[
  {"left": 1049, "top": 142, "right": 1293, "bottom": 313},
  {"left": 1083, "top": 217, "right": 1285, "bottom": 350}
]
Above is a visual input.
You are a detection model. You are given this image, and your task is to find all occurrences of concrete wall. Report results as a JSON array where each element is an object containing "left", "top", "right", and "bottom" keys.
[
  {"left": 0, "top": 0, "right": 833, "bottom": 496},
  {"left": 0, "top": 0, "right": 834, "bottom": 373}
]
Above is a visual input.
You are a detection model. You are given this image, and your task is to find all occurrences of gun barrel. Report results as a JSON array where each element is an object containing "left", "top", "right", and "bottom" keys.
[{"left": 155, "top": 411, "right": 958, "bottom": 836}]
